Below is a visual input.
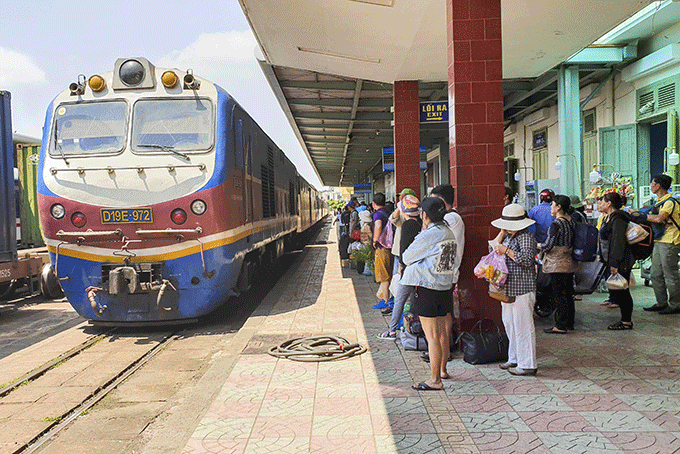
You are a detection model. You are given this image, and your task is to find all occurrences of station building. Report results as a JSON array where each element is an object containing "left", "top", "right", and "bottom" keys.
[{"left": 240, "top": 0, "right": 675, "bottom": 325}]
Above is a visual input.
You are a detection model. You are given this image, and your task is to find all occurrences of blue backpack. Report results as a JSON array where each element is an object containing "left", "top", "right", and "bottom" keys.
[{"left": 572, "top": 222, "right": 598, "bottom": 262}]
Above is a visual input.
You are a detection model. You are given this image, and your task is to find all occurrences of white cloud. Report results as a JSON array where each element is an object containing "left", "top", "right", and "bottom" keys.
[{"left": 0, "top": 47, "right": 47, "bottom": 86}]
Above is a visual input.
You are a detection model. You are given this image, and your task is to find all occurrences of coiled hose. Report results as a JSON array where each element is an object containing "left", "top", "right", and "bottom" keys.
[{"left": 268, "top": 335, "right": 367, "bottom": 362}]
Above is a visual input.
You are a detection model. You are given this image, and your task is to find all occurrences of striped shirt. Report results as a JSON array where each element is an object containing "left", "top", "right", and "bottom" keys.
[{"left": 541, "top": 217, "right": 575, "bottom": 253}]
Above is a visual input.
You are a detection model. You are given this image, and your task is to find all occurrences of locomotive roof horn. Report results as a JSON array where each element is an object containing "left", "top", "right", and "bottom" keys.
[
  {"left": 183, "top": 69, "right": 200, "bottom": 90},
  {"left": 69, "top": 74, "right": 87, "bottom": 96}
]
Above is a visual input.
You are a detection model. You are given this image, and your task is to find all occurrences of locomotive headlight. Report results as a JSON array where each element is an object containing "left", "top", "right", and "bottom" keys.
[
  {"left": 88, "top": 75, "right": 106, "bottom": 92},
  {"left": 119, "top": 59, "right": 145, "bottom": 86},
  {"left": 71, "top": 212, "right": 87, "bottom": 228},
  {"left": 50, "top": 204, "right": 65, "bottom": 219},
  {"left": 191, "top": 199, "right": 207, "bottom": 215},
  {"left": 171, "top": 208, "right": 187, "bottom": 225},
  {"left": 161, "top": 71, "right": 178, "bottom": 88}
]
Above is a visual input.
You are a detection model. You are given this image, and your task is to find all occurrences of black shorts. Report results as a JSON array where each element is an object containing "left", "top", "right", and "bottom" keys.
[{"left": 411, "top": 286, "right": 453, "bottom": 318}]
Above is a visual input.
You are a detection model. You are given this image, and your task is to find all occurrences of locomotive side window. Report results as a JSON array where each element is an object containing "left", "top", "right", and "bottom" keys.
[
  {"left": 52, "top": 101, "right": 127, "bottom": 155},
  {"left": 131, "top": 98, "right": 214, "bottom": 153}
]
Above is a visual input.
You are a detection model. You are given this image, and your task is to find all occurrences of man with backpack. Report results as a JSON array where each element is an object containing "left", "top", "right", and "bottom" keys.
[{"left": 643, "top": 175, "right": 680, "bottom": 314}]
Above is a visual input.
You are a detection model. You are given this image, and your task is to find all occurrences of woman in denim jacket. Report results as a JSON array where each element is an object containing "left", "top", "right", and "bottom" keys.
[{"left": 402, "top": 197, "right": 457, "bottom": 391}]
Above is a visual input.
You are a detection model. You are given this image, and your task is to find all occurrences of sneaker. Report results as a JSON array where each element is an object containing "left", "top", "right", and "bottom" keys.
[
  {"left": 508, "top": 367, "right": 537, "bottom": 376},
  {"left": 372, "top": 300, "right": 389, "bottom": 309},
  {"left": 376, "top": 331, "right": 396, "bottom": 339},
  {"left": 380, "top": 307, "right": 393, "bottom": 315},
  {"left": 499, "top": 362, "right": 518, "bottom": 370}
]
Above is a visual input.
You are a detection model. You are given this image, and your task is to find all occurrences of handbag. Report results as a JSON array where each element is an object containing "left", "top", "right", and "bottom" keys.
[
  {"left": 488, "top": 284, "right": 515, "bottom": 303},
  {"left": 606, "top": 273, "right": 629, "bottom": 290},
  {"left": 542, "top": 246, "right": 576, "bottom": 273},
  {"left": 456, "top": 319, "right": 509, "bottom": 365}
]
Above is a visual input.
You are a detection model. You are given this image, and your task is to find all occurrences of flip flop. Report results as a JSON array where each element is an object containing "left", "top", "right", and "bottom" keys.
[{"left": 411, "top": 382, "right": 442, "bottom": 391}]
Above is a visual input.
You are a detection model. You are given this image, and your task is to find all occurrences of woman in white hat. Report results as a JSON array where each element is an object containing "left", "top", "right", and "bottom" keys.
[{"left": 490, "top": 203, "right": 539, "bottom": 376}]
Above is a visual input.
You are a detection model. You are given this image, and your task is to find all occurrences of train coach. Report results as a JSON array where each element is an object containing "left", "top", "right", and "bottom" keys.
[{"left": 38, "top": 58, "right": 326, "bottom": 323}]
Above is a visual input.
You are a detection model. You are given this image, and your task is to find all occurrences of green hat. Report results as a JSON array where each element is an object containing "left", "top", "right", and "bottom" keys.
[
  {"left": 570, "top": 195, "right": 584, "bottom": 209},
  {"left": 400, "top": 188, "right": 416, "bottom": 197}
]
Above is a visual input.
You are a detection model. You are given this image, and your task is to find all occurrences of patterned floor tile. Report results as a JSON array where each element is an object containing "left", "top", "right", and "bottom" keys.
[
  {"left": 604, "top": 354, "right": 662, "bottom": 367},
  {"left": 647, "top": 379, "right": 680, "bottom": 394},
  {"left": 448, "top": 395, "right": 515, "bottom": 413},
  {"left": 559, "top": 394, "right": 632, "bottom": 412},
  {"left": 478, "top": 367, "right": 538, "bottom": 381},
  {"left": 579, "top": 411, "right": 662, "bottom": 432},
  {"left": 491, "top": 379, "right": 553, "bottom": 395},
  {"left": 535, "top": 367, "right": 588, "bottom": 380},
  {"left": 536, "top": 432, "right": 622, "bottom": 453},
  {"left": 250, "top": 416, "right": 312, "bottom": 438},
  {"left": 371, "top": 413, "right": 436, "bottom": 435},
  {"left": 428, "top": 411, "right": 466, "bottom": 433},
  {"left": 374, "top": 434, "right": 446, "bottom": 454},
  {"left": 443, "top": 368, "right": 488, "bottom": 381},
  {"left": 315, "top": 382, "right": 366, "bottom": 399},
  {"left": 615, "top": 394, "right": 680, "bottom": 412},
  {"left": 504, "top": 395, "right": 572, "bottom": 412},
  {"left": 443, "top": 380, "right": 499, "bottom": 395},
  {"left": 203, "top": 400, "right": 261, "bottom": 419},
  {"left": 244, "top": 436, "right": 309, "bottom": 454},
  {"left": 627, "top": 366, "right": 680, "bottom": 380},
  {"left": 541, "top": 380, "right": 607, "bottom": 394},
  {"left": 263, "top": 383, "right": 316, "bottom": 399},
  {"left": 365, "top": 382, "right": 421, "bottom": 398},
  {"left": 575, "top": 368, "right": 639, "bottom": 380},
  {"left": 191, "top": 417, "right": 255, "bottom": 440},
  {"left": 182, "top": 438, "right": 247, "bottom": 454},
  {"left": 518, "top": 411, "right": 598, "bottom": 432},
  {"left": 314, "top": 397, "right": 370, "bottom": 416},
  {"left": 603, "top": 432, "right": 680, "bottom": 453},
  {"left": 309, "top": 436, "right": 377, "bottom": 454},
  {"left": 257, "top": 397, "right": 314, "bottom": 417},
  {"left": 216, "top": 385, "right": 268, "bottom": 403},
  {"left": 364, "top": 369, "right": 414, "bottom": 384},
  {"left": 459, "top": 412, "right": 532, "bottom": 433},
  {"left": 312, "top": 414, "right": 374, "bottom": 437},
  {"left": 367, "top": 397, "right": 427, "bottom": 415},
  {"left": 594, "top": 380, "right": 662, "bottom": 395},
  {"left": 641, "top": 411, "right": 680, "bottom": 432},
  {"left": 561, "top": 356, "right": 616, "bottom": 368},
  {"left": 470, "top": 432, "right": 550, "bottom": 454}
]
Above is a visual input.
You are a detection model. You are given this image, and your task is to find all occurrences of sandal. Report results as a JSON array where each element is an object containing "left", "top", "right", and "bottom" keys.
[
  {"left": 600, "top": 300, "right": 613, "bottom": 306},
  {"left": 608, "top": 321, "right": 633, "bottom": 330},
  {"left": 376, "top": 331, "right": 397, "bottom": 339},
  {"left": 605, "top": 303, "right": 619, "bottom": 309}
]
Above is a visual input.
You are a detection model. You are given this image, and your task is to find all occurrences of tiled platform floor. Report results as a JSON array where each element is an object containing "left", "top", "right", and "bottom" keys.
[{"left": 183, "top": 223, "right": 680, "bottom": 453}]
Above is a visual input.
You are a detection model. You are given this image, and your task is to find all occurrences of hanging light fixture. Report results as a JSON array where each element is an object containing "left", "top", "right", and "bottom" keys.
[
  {"left": 514, "top": 170, "right": 522, "bottom": 181},
  {"left": 554, "top": 158, "right": 562, "bottom": 171},
  {"left": 668, "top": 147, "right": 680, "bottom": 166}
]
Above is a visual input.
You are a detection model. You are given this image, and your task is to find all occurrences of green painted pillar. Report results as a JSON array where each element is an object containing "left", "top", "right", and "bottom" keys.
[{"left": 557, "top": 66, "right": 582, "bottom": 198}]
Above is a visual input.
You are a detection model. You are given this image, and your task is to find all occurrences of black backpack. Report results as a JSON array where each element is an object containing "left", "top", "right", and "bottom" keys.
[
  {"left": 629, "top": 221, "right": 654, "bottom": 261},
  {"left": 340, "top": 210, "right": 351, "bottom": 235},
  {"left": 572, "top": 222, "right": 598, "bottom": 262}
]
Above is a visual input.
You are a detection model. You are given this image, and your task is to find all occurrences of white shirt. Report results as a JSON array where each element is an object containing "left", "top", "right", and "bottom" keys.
[{"left": 444, "top": 210, "right": 465, "bottom": 284}]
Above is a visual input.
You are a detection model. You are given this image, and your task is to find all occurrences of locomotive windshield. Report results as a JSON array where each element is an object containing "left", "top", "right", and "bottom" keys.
[
  {"left": 52, "top": 101, "right": 127, "bottom": 155},
  {"left": 131, "top": 98, "right": 213, "bottom": 153}
]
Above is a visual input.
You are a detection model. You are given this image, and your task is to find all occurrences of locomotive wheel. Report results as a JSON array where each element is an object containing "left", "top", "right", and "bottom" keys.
[
  {"left": 0, "top": 280, "right": 17, "bottom": 300},
  {"left": 40, "top": 263, "right": 64, "bottom": 299}
]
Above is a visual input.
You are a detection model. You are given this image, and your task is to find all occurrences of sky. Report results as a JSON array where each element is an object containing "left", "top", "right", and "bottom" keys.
[{"left": 0, "top": 0, "right": 322, "bottom": 188}]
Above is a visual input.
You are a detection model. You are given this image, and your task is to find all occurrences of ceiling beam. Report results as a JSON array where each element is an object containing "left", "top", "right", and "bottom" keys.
[
  {"left": 280, "top": 80, "right": 390, "bottom": 91},
  {"left": 293, "top": 111, "right": 393, "bottom": 121},
  {"left": 504, "top": 70, "right": 558, "bottom": 110},
  {"left": 340, "top": 80, "right": 363, "bottom": 186}
]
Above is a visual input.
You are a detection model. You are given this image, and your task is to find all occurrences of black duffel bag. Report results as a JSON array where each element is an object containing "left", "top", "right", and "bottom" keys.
[{"left": 456, "top": 319, "right": 509, "bottom": 365}]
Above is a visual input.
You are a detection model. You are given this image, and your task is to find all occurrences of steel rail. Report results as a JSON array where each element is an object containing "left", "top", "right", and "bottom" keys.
[
  {"left": 16, "top": 332, "right": 178, "bottom": 454},
  {"left": 0, "top": 330, "right": 115, "bottom": 399}
]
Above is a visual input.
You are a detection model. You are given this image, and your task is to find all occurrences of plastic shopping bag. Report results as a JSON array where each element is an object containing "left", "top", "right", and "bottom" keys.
[
  {"left": 474, "top": 252, "right": 508, "bottom": 288},
  {"left": 606, "top": 273, "right": 629, "bottom": 290}
]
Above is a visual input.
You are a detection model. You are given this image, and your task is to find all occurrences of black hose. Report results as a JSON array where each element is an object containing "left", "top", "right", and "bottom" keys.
[{"left": 268, "top": 335, "right": 367, "bottom": 362}]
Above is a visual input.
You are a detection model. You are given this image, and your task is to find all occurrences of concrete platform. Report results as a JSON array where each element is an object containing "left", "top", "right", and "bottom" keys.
[{"left": 175, "top": 224, "right": 680, "bottom": 454}]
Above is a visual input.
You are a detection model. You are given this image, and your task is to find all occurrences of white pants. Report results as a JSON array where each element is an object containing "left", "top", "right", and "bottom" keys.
[{"left": 502, "top": 292, "right": 537, "bottom": 370}]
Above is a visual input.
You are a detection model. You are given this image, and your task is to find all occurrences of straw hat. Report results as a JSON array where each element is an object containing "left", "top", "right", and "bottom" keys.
[{"left": 491, "top": 203, "right": 535, "bottom": 231}]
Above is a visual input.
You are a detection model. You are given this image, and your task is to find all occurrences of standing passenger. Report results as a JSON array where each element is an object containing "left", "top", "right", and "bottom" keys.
[
  {"left": 540, "top": 195, "right": 576, "bottom": 334},
  {"left": 430, "top": 184, "right": 465, "bottom": 357},
  {"left": 528, "top": 189, "right": 556, "bottom": 243},
  {"left": 644, "top": 175, "right": 680, "bottom": 314},
  {"left": 491, "top": 204, "right": 538, "bottom": 376},
  {"left": 403, "top": 198, "right": 457, "bottom": 390},
  {"left": 598, "top": 193, "right": 635, "bottom": 329},
  {"left": 372, "top": 193, "right": 394, "bottom": 304}
]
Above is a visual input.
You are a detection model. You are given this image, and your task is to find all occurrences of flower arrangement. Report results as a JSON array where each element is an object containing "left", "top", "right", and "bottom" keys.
[{"left": 585, "top": 174, "right": 635, "bottom": 201}]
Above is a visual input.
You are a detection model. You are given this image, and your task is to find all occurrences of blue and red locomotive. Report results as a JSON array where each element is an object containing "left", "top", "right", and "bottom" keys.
[{"left": 38, "top": 58, "right": 325, "bottom": 323}]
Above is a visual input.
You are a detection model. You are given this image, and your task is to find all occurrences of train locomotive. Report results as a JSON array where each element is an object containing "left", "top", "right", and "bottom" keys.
[{"left": 38, "top": 58, "right": 326, "bottom": 323}]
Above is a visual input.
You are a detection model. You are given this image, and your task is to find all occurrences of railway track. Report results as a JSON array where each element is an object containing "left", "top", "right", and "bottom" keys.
[{"left": 0, "top": 327, "right": 178, "bottom": 454}]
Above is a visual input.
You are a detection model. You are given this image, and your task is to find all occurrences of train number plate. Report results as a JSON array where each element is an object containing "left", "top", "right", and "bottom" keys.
[{"left": 101, "top": 208, "right": 153, "bottom": 224}]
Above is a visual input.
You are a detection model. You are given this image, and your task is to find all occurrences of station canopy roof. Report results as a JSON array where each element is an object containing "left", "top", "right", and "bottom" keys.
[{"left": 241, "top": 0, "right": 651, "bottom": 187}]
